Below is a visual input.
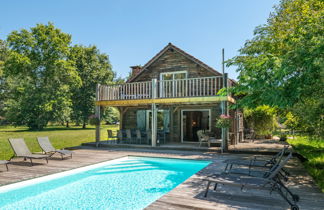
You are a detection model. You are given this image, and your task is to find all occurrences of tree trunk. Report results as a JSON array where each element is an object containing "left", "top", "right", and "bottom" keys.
[
  {"left": 82, "top": 121, "right": 86, "bottom": 129},
  {"left": 66, "top": 121, "right": 69, "bottom": 128}
]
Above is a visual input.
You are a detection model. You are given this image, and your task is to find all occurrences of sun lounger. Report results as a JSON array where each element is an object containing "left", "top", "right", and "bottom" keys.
[
  {"left": 8, "top": 138, "right": 49, "bottom": 166},
  {"left": 204, "top": 153, "right": 299, "bottom": 210},
  {"left": 37, "top": 137, "right": 73, "bottom": 159},
  {"left": 0, "top": 160, "right": 9, "bottom": 171},
  {"left": 223, "top": 146, "right": 290, "bottom": 176}
]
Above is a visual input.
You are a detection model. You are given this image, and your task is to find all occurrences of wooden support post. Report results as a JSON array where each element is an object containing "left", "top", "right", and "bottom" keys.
[
  {"left": 151, "top": 79, "right": 157, "bottom": 147},
  {"left": 95, "top": 84, "right": 101, "bottom": 147},
  {"left": 118, "top": 107, "right": 123, "bottom": 130},
  {"left": 151, "top": 103, "right": 157, "bottom": 147},
  {"left": 221, "top": 73, "right": 229, "bottom": 152}
]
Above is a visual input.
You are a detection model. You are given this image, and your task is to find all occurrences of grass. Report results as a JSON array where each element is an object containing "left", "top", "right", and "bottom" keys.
[
  {"left": 0, "top": 124, "right": 119, "bottom": 160},
  {"left": 288, "top": 136, "right": 324, "bottom": 192}
]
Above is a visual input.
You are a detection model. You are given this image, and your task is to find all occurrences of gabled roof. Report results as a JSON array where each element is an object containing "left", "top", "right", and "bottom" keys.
[{"left": 128, "top": 43, "right": 223, "bottom": 82}]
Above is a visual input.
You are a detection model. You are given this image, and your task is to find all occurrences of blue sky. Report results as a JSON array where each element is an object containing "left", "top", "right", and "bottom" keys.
[{"left": 0, "top": 0, "right": 279, "bottom": 80}]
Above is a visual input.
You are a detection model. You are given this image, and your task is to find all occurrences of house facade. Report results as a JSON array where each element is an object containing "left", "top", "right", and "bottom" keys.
[{"left": 96, "top": 43, "right": 243, "bottom": 149}]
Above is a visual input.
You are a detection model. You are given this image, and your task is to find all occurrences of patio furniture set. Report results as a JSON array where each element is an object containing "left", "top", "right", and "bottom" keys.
[{"left": 107, "top": 129, "right": 168, "bottom": 145}]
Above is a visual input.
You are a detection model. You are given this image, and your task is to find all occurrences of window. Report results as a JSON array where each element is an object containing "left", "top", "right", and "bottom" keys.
[
  {"left": 160, "top": 71, "right": 187, "bottom": 81},
  {"left": 160, "top": 71, "right": 187, "bottom": 97}
]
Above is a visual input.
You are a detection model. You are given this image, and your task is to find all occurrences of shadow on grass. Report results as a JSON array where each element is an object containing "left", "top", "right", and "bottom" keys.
[{"left": 2, "top": 126, "right": 95, "bottom": 133}]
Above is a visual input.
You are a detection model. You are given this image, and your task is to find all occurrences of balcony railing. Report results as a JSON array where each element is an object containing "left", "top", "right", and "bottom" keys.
[{"left": 98, "top": 76, "right": 231, "bottom": 101}]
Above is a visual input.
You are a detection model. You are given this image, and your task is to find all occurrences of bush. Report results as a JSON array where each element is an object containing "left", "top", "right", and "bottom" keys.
[{"left": 244, "top": 105, "right": 277, "bottom": 138}]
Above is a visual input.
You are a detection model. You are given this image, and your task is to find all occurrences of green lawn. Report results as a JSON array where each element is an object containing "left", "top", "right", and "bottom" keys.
[
  {"left": 0, "top": 124, "right": 118, "bottom": 160},
  {"left": 288, "top": 136, "right": 324, "bottom": 192}
]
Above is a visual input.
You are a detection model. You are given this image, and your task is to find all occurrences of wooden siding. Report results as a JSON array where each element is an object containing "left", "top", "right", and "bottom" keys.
[{"left": 132, "top": 48, "right": 218, "bottom": 82}]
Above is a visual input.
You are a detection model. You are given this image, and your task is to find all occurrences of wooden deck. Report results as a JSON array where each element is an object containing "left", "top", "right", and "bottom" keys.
[{"left": 0, "top": 147, "right": 323, "bottom": 209}]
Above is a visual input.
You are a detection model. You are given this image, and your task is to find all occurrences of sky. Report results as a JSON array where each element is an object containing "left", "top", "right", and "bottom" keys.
[{"left": 0, "top": 0, "right": 280, "bottom": 80}]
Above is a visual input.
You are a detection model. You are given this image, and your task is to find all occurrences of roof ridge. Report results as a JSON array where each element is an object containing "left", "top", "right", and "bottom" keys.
[{"left": 128, "top": 43, "right": 222, "bottom": 82}]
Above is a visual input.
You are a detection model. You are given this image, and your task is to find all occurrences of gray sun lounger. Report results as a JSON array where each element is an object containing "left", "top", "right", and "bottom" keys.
[
  {"left": 37, "top": 137, "right": 73, "bottom": 160},
  {"left": 224, "top": 146, "right": 289, "bottom": 171},
  {"left": 223, "top": 146, "right": 290, "bottom": 177},
  {"left": 204, "top": 153, "right": 299, "bottom": 210},
  {"left": 0, "top": 160, "right": 9, "bottom": 171},
  {"left": 8, "top": 138, "right": 49, "bottom": 166}
]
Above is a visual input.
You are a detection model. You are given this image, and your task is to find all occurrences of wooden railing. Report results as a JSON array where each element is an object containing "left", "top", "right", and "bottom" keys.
[
  {"left": 98, "top": 76, "right": 230, "bottom": 101},
  {"left": 158, "top": 76, "right": 223, "bottom": 98}
]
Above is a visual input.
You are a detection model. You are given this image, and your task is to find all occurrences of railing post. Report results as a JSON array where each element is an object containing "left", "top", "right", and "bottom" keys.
[
  {"left": 95, "top": 84, "right": 101, "bottom": 147},
  {"left": 151, "top": 79, "right": 157, "bottom": 147}
]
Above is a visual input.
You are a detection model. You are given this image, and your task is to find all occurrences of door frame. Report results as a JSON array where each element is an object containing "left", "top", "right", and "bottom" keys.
[{"left": 180, "top": 109, "right": 211, "bottom": 143}]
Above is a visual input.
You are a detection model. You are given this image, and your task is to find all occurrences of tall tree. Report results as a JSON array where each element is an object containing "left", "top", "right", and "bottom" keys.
[
  {"left": 69, "top": 45, "right": 114, "bottom": 128},
  {"left": 4, "top": 23, "right": 81, "bottom": 130},
  {"left": 0, "top": 39, "right": 8, "bottom": 118},
  {"left": 228, "top": 0, "right": 324, "bottom": 137}
]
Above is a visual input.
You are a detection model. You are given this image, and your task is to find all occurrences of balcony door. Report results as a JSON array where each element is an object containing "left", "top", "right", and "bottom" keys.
[{"left": 160, "top": 71, "right": 187, "bottom": 97}]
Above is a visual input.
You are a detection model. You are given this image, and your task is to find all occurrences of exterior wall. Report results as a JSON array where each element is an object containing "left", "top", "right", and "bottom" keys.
[{"left": 132, "top": 49, "right": 217, "bottom": 82}]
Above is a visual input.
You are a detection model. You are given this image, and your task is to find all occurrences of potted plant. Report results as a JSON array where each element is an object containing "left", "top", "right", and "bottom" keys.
[{"left": 216, "top": 114, "right": 232, "bottom": 128}]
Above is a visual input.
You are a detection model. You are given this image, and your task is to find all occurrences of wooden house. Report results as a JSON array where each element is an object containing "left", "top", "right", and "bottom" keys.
[{"left": 95, "top": 43, "right": 243, "bottom": 150}]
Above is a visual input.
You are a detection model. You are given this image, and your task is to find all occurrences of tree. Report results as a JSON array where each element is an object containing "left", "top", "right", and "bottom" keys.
[
  {"left": 102, "top": 107, "right": 119, "bottom": 124},
  {"left": 69, "top": 45, "right": 114, "bottom": 128},
  {"left": 4, "top": 23, "right": 81, "bottom": 130},
  {"left": 0, "top": 39, "right": 8, "bottom": 119},
  {"left": 228, "top": 0, "right": 324, "bottom": 137},
  {"left": 244, "top": 105, "right": 277, "bottom": 137}
]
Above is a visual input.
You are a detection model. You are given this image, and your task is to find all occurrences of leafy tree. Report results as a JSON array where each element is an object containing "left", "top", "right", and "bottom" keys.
[
  {"left": 0, "top": 39, "right": 8, "bottom": 118},
  {"left": 102, "top": 107, "right": 119, "bottom": 124},
  {"left": 228, "top": 0, "right": 324, "bottom": 137},
  {"left": 69, "top": 45, "right": 114, "bottom": 128},
  {"left": 244, "top": 105, "right": 277, "bottom": 137},
  {"left": 4, "top": 23, "right": 81, "bottom": 130}
]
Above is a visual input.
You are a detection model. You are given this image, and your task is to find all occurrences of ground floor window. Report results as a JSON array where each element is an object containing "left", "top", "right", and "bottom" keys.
[{"left": 136, "top": 109, "right": 170, "bottom": 132}]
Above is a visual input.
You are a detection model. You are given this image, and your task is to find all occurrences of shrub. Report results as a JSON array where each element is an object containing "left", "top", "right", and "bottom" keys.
[{"left": 244, "top": 105, "right": 277, "bottom": 137}]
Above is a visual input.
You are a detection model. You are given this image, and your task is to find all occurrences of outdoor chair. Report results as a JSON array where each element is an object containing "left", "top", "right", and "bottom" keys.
[
  {"left": 197, "top": 130, "right": 210, "bottom": 147},
  {"left": 8, "top": 138, "right": 50, "bottom": 166},
  {"left": 157, "top": 130, "right": 166, "bottom": 145},
  {"left": 0, "top": 160, "right": 9, "bottom": 171},
  {"left": 197, "top": 130, "right": 223, "bottom": 152},
  {"left": 204, "top": 153, "right": 299, "bottom": 210},
  {"left": 126, "top": 129, "right": 133, "bottom": 144},
  {"left": 107, "top": 129, "right": 117, "bottom": 144},
  {"left": 37, "top": 137, "right": 73, "bottom": 160},
  {"left": 107, "top": 130, "right": 117, "bottom": 140},
  {"left": 135, "top": 130, "right": 143, "bottom": 144},
  {"left": 146, "top": 130, "right": 152, "bottom": 145},
  {"left": 117, "top": 130, "right": 124, "bottom": 144}
]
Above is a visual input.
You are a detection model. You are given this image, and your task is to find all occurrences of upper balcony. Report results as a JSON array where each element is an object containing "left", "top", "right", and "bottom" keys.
[{"left": 96, "top": 76, "right": 235, "bottom": 106}]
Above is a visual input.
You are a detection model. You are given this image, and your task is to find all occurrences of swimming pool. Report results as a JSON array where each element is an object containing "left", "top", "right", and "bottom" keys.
[{"left": 0, "top": 156, "right": 210, "bottom": 209}]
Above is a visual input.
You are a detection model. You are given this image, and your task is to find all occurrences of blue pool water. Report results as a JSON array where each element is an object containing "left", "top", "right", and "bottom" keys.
[{"left": 0, "top": 156, "right": 210, "bottom": 210}]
